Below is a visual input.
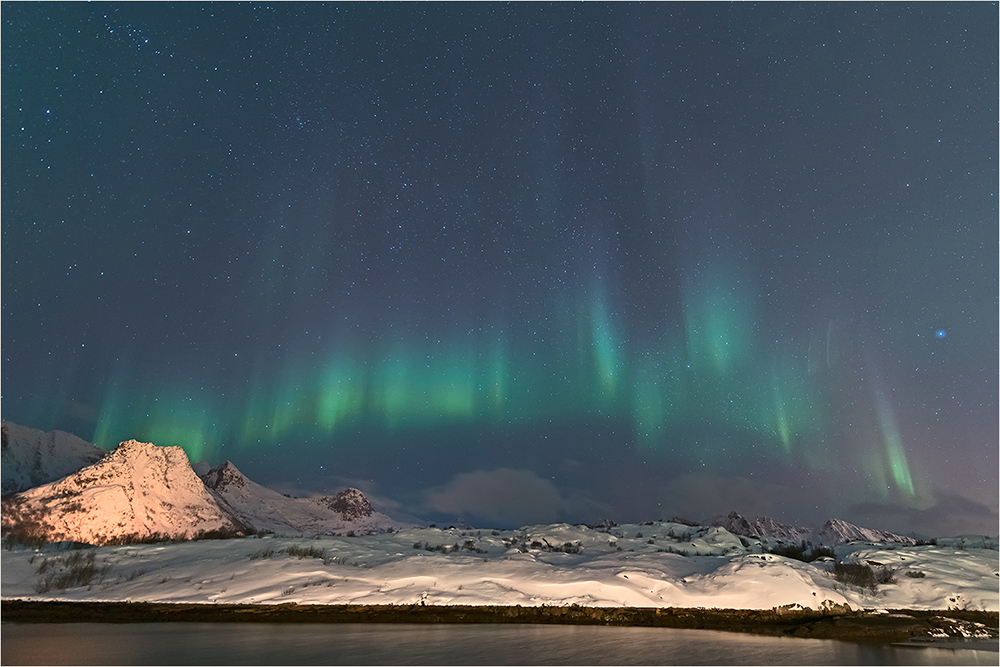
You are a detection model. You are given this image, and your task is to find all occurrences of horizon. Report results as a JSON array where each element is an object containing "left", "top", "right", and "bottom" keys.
[{"left": 2, "top": 420, "right": 993, "bottom": 540}]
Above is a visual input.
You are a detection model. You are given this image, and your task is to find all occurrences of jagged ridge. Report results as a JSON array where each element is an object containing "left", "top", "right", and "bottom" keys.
[
  {"left": 710, "top": 511, "right": 917, "bottom": 546},
  {"left": 202, "top": 461, "right": 403, "bottom": 535}
]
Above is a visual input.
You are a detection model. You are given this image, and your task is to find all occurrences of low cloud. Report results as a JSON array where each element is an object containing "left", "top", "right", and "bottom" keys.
[
  {"left": 845, "top": 491, "right": 999, "bottom": 538},
  {"left": 423, "top": 468, "right": 608, "bottom": 528},
  {"left": 661, "top": 473, "right": 810, "bottom": 525}
]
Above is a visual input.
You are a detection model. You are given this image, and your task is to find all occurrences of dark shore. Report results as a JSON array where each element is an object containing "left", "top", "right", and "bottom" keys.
[{"left": 3, "top": 599, "right": 997, "bottom": 645}]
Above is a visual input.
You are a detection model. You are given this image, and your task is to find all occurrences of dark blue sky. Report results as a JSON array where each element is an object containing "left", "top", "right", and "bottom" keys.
[{"left": 3, "top": 3, "right": 996, "bottom": 535}]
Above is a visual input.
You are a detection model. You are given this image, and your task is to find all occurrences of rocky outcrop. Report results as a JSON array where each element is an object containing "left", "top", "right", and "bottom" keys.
[
  {"left": 317, "top": 488, "right": 374, "bottom": 522},
  {"left": 201, "top": 460, "right": 248, "bottom": 492}
]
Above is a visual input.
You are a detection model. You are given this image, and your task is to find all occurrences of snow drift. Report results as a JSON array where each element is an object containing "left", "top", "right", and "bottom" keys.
[{"left": 2, "top": 522, "right": 996, "bottom": 613}]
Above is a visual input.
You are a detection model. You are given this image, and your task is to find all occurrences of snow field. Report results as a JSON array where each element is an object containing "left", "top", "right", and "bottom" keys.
[{"left": 4, "top": 522, "right": 996, "bottom": 612}]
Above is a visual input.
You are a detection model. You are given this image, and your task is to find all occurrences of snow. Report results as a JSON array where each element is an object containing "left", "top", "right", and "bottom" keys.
[
  {"left": 710, "top": 511, "right": 917, "bottom": 546},
  {"left": 2, "top": 440, "right": 239, "bottom": 544},
  {"left": 1, "top": 441, "right": 403, "bottom": 545},
  {"left": 203, "top": 461, "right": 406, "bottom": 535},
  {"left": 831, "top": 543, "right": 1000, "bottom": 612},
  {"left": 1, "top": 422, "right": 105, "bottom": 494},
  {"left": 816, "top": 518, "right": 917, "bottom": 546},
  {"left": 1, "top": 424, "right": 995, "bottom": 614},
  {"left": 4, "top": 522, "right": 996, "bottom": 612}
]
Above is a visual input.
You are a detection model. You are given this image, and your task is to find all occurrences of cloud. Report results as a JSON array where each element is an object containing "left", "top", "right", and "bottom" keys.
[
  {"left": 845, "top": 491, "right": 999, "bottom": 538},
  {"left": 657, "top": 474, "right": 999, "bottom": 538},
  {"left": 661, "top": 473, "right": 809, "bottom": 524},
  {"left": 423, "top": 468, "right": 608, "bottom": 528}
]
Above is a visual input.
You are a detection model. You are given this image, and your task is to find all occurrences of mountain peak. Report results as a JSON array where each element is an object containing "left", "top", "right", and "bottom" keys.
[
  {"left": 816, "top": 518, "right": 917, "bottom": 546},
  {"left": 317, "top": 488, "right": 374, "bottom": 521},
  {"left": 117, "top": 438, "right": 151, "bottom": 451},
  {"left": 202, "top": 461, "right": 248, "bottom": 491},
  {"left": 709, "top": 511, "right": 812, "bottom": 543},
  {"left": 2, "top": 438, "right": 239, "bottom": 545},
  {"left": 205, "top": 472, "right": 403, "bottom": 535},
  {"left": 102, "top": 439, "right": 193, "bottom": 470},
  {"left": 710, "top": 510, "right": 917, "bottom": 546}
]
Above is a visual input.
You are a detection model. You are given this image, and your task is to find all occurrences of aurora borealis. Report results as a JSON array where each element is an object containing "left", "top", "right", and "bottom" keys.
[{"left": 3, "top": 3, "right": 997, "bottom": 535}]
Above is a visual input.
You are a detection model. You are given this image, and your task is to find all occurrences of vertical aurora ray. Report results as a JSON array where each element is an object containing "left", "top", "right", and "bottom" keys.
[
  {"left": 264, "top": 359, "right": 314, "bottom": 439},
  {"left": 680, "top": 258, "right": 758, "bottom": 431},
  {"left": 588, "top": 282, "right": 622, "bottom": 398},
  {"left": 86, "top": 251, "right": 830, "bottom": 480},
  {"left": 632, "top": 373, "right": 664, "bottom": 444},
  {"left": 316, "top": 355, "right": 367, "bottom": 432},
  {"left": 630, "top": 358, "right": 668, "bottom": 449},
  {"left": 132, "top": 409, "right": 214, "bottom": 463},
  {"left": 369, "top": 338, "right": 478, "bottom": 428},
  {"left": 236, "top": 380, "right": 270, "bottom": 449},
  {"left": 237, "top": 361, "right": 288, "bottom": 448},
  {"left": 630, "top": 337, "right": 688, "bottom": 451},
  {"left": 92, "top": 380, "right": 129, "bottom": 452},
  {"left": 872, "top": 381, "right": 916, "bottom": 497},
  {"left": 808, "top": 321, "right": 840, "bottom": 376},
  {"left": 93, "top": 372, "right": 218, "bottom": 463},
  {"left": 761, "top": 352, "right": 823, "bottom": 458},
  {"left": 480, "top": 338, "right": 509, "bottom": 418},
  {"left": 424, "top": 348, "right": 478, "bottom": 419},
  {"left": 773, "top": 389, "right": 792, "bottom": 452},
  {"left": 681, "top": 259, "right": 755, "bottom": 380}
]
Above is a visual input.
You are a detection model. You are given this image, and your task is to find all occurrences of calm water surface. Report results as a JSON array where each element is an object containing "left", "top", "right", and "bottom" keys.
[{"left": 2, "top": 622, "right": 997, "bottom": 665}]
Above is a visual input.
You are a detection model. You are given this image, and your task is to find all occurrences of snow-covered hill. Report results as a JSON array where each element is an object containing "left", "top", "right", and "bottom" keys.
[
  {"left": 202, "top": 461, "right": 407, "bottom": 536},
  {"left": 710, "top": 511, "right": 916, "bottom": 546},
  {"left": 1, "top": 422, "right": 105, "bottom": 494},
  {"left": 2, "top": 522, "right": 996, "bottom": 613},
  {"left": 1, "top": 440, "right": 240, "bottom": 545}
]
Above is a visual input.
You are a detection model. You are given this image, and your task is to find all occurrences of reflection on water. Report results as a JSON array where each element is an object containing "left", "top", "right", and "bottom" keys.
[{"left": 2, "top": 622, "right": 997, "bottom": 666}]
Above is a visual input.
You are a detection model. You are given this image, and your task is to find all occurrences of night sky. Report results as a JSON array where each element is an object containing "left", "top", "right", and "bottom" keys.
[{"left": 3, "top": 3, "right": 997, "bottom": 536}]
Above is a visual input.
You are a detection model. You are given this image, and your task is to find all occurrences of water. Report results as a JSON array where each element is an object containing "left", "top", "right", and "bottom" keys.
[{"left": 2, "top": 622, "right": 996, "bottom": 665}]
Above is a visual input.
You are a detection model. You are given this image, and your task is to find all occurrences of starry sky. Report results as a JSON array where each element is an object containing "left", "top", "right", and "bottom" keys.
[{"left": 3, "top": 3, "right": 997, "bottom": 536}]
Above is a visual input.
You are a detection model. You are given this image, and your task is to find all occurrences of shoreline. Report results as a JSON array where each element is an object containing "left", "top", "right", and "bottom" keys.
[{"left": 3, "top": 599, "right": 997, "bottom": 645}]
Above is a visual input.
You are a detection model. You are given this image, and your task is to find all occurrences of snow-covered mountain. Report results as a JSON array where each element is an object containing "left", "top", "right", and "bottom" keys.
[
  {"left": 1, "top": 440, "right": 241, "bottom": 545},
  {"left": 815, "top": 518, "right": 917, "bottom": 546},
  {"left": 709, "top": 511, "right": 813, "bottom": 544},
  {"left": 1, "top": 422, "right": 105, "bottom": 494},
  {"left": 0, "top": 422, "right": 927, "bottom": 549},
  {"left": 202, "top": 461, "right": 406, "bottom": 535},
  {"left": 709, "top": 511, "right": 917, "bottom": 546}
]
